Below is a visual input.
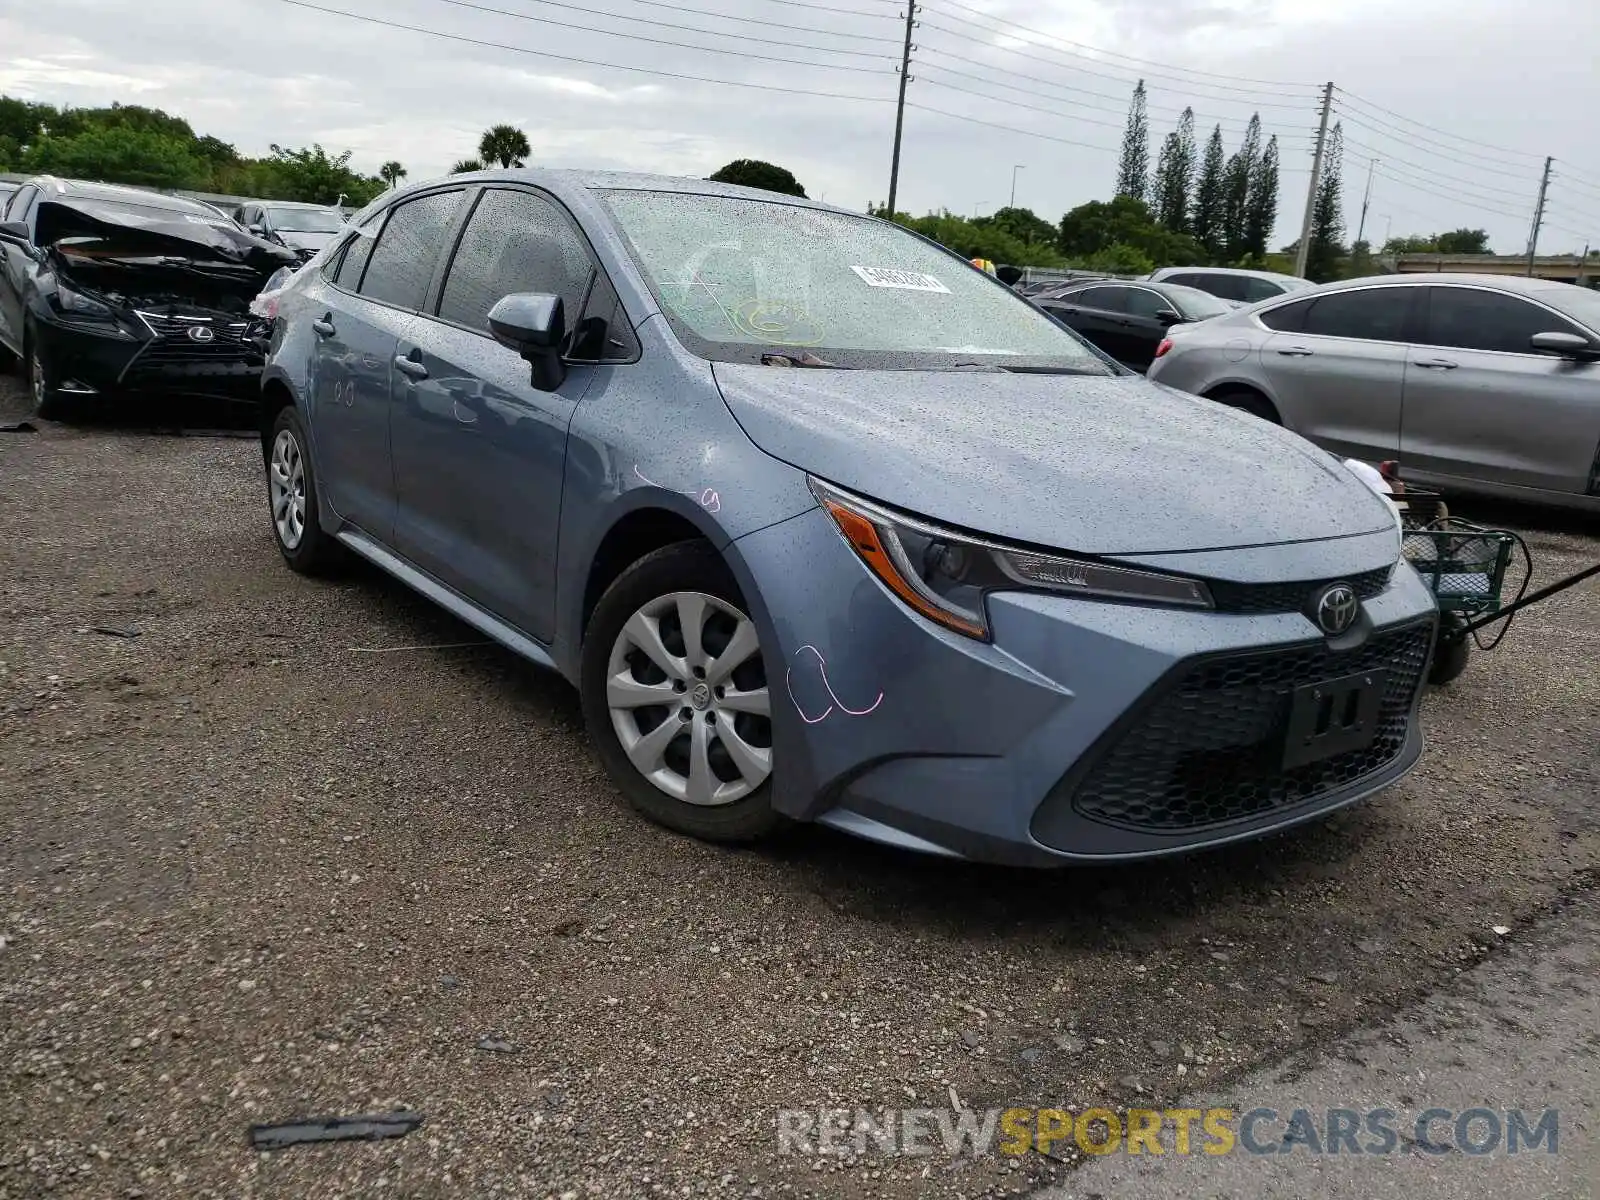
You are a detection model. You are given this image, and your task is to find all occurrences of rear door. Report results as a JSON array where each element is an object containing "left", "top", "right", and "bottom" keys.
[
  {"left": 1255, "top": 285, "right": 1417, "bottom": 461},
  {"left": 308, "top": 187, "right": 467, "bottom": 542},
  {"left": 1044, "top": 285, "right": 1131, "bottom": 361},
  {"left": 390, "top": 186, "right": 605, "bottom": 640},
  {"left": 1118, "top": 285, "right": 1178, "bottom": 371},
  {"left": 1401, "top": 284, "right": 1600, "bottom": 494}
]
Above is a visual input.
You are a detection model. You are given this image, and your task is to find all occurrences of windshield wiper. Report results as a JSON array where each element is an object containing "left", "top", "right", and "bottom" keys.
[{"left": 760, "top": 351, "right": 848, "bottom": 369}]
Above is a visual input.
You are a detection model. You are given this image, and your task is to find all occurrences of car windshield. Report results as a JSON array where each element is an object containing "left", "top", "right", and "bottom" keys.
[
  {"left": 599, "top": 190, "right": 1115, "bottom": 373},
  {"left": 1164, "top": 285, "right": 1233, "bottom": 319},
  {"left": 266, "top": 207, "right": 343, "bottom": 233}
]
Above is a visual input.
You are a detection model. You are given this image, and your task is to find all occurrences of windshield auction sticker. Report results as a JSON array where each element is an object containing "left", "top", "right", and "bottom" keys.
[{"left": 849, "top": 266, "right": 951, "bottom": 293}]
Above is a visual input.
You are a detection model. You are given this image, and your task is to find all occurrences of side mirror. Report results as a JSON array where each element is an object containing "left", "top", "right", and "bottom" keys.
[
  {"left": 488, "top": 292, "right": 567, "bottom": 391},
  {"left": 0, "top": 219, "right": 32, "bottom": 248},
  {"left": 1529, "top": 330, "right": 1600, "bottom": 360},
  {"left": 1155, "top": 308, "right": 1183, "bottom": 326},
  {"left": 247, "top": 223, "right": 265, "bottom": 235}
]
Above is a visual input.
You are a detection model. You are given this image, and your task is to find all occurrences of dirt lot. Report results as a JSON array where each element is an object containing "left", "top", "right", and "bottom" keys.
[{"left": 1, "top": 378, "right": 1597, "bottom": 1199}]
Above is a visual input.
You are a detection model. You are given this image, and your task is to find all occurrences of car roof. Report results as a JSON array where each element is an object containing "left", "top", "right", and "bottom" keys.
[
  {"left": 256, "top": 199, "right": 338, "bottom": 209},
  {"left": 27, "top": 176, "right": 223, "bottom": 217},
  {"left": 1157, "top": 266, "right": 1307, "bottom": 283},
  {"left": 390, "top": 166, "right": 849, "bottom": 214},
  {"left": 1315, "top": 272, "right": 1579, "bottom": 298}
]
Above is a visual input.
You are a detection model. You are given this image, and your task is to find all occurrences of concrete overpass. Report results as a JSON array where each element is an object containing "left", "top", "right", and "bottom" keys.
[{"left": 1386, "top": 252, "right": 1597, "bottom": 286}]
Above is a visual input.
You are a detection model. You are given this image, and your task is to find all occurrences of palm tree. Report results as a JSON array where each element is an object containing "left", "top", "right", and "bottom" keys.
[
  {"left": 477, "top": 125, "right": 531, "bottom": 169},
  {"left": 379, "top": 161, "right": 407, "bottom": 187},
  {"left": 450, "top": 158, "right": 483, "bottom": 174}
]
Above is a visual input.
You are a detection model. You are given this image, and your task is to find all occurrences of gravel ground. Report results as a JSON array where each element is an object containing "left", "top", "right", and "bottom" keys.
[{"left": 1, "top": 377, "right": 1596, "bottom": 1200}]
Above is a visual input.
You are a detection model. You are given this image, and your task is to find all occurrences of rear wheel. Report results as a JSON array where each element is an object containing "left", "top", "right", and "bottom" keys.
[
  {"left": 581, "top": 542, "right": 780, "bottom": 842},
  {"left": 1210, "top": 386, "right": 1280, "bottom": 424}
]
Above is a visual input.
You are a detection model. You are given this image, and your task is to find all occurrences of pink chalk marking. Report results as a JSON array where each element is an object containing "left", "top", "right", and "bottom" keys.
[
  {"left": 788, "top": 644, "right": 883, "bottom": 721},
  {"left": 785, "top": 667, "right": 834, "bottom": 724}
]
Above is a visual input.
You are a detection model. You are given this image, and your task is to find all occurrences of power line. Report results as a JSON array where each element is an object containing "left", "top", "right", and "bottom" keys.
[
  {"left": 409, "top": 0, "right": 895, "bottom": 70},
  {"left": 916, "top": 14, "right": 1314, "bottom": 107},
  {"left": 494, "top": 0, "right": 903, "bottom": 42},
  {"left": 905, "top": 101, "right": 1118, "bottom": 153},
  {"left": 913, "top": 43, "right": 1311, "bottom": 135},
  {"left": 1331, "top": 105, "right": 1543, "bottom": 184},
  {"left": 1551, "top": 170, "right": 1600, "bottom": 202},
  {"left": 749, "top": 0, "right": 902, "bottom": 15},
  {"left": 1333, "top": 88, "right": 1543, "bottom": 164},
  {"left": 1363, "top": 163, "right": 1529, "bottom": 223},
  {"left": 272, "top": 0, "right": 896, "bottom": 98},
  {"left": 917, "top": 71, "right": 1127, "bottom": 131},
  {"left": 1340, "top": 137, "right": 1537, "bottom": 205},
  {"left": 927, "top": 0, "right": 1307, "bottom": 92}
]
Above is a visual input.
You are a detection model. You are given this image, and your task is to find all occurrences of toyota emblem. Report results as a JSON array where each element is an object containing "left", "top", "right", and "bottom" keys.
[
  {"left": 186, "top": 325, "right": 215, "bottom": 343},
  {"left": 1313, "top": 583, "right": 1359, "bottom": 635}
]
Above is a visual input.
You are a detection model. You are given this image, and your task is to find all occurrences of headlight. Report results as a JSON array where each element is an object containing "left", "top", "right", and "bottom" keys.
[
  {"left": 54, "top": 283, "right": 116, "bottom": 319},
  {"left": 810, "top": 478, "right": 1213, "bottom": 641},
  {"left": 1340, "top": 457, "right": 1404, "bottom": 548}
]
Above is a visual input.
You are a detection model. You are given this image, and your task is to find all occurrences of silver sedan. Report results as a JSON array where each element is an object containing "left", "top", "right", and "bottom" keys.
[{"left": 1147, "top": 273, "right": 1600, "bottom": 513}]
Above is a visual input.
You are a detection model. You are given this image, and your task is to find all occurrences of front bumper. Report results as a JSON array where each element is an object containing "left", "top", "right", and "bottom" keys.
[
  {"left": 733, "top": 507, "right": 1437, "bottom": 866},
  {"left": 33, "top": 307, "right": 267, "bottom": 399}
]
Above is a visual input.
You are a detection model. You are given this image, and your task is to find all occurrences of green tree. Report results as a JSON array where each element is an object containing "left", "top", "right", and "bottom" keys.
[
  {"left": 1242, "top": 134, "right": 1280, "bottom": 263},
  {"left": 1306, "top": 122, "right": 1346, "bottom": 283},
  {"left": 1436, "top": 228, "right": 1491, "bottom": 253},
  {"left": 478, "top": 124, "right": 530, "bottom": 168},
  {"left": 1191, "top": 125, "right": 1227, "bottom": 261},
  {"left": 264, "top": 143, "right": 384, "bottom": 205},
  {"left": 379, "top": 160, "right": 407, "bottom": 187},
  {"left": 1058, "top": 195, "right": 1203, "bottom": 267},
  {"left": 1151, "top": 106, "right": 1196, "bottom": 233},
  {"left": 22, "top": 125, "right": 208, "bottom": 189},
  {"left": 1114, "top": 80, "right": 1150, "bottom": 204},
  {"left": 983, "top": 205, "right": 1057, "bottom": 246},
  {"left": 1222, "top": 114, "right": 1261, "bottom": 259},
  {"left": 708, "top": 158, "right": 808, "bottom": 197},
  {"left": 451, "top": 158, "right": 484, "bottom": 174}
]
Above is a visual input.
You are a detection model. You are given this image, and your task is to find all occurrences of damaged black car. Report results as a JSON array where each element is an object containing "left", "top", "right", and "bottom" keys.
[{"left": 0, "top": 177, "right": 297, "bottom": 419}]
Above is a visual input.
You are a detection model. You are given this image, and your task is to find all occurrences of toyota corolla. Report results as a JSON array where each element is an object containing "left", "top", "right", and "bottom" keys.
[{"left": 256, "top": 169, "right": 1437, "bottom": 865}]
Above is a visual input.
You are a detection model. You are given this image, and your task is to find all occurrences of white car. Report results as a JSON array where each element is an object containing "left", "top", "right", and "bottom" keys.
[{"left": 1148, "top": 266, "right": 1315, "bottom": 305}]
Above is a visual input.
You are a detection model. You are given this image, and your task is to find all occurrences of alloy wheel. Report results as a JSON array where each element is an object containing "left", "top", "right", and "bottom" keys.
[
  {"left": 29, "top": 351, "right": 46, "bottom": 413},
  {"left": 606, "top": 591, "right": 773, "bottom": 806},
  {"left": 269, "top": 428, "right": 307, "bottom": 550}
]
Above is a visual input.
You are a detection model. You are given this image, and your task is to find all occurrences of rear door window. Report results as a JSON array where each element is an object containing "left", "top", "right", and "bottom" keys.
[
  {"left": 358, "top": 190, "right": 465, "bottom": 310},
  {"left": 1421, "top": 286, "right": 1585, "bottom": 354},
  {"left": 1298, "top": 287, "right": 1412, "bottom": 342},
  {"left": 437, "top": 188, "right": 595, "bottom": 335},
  {"left": 1241, "top": 277, "right": 1286, "bottom": 302}
]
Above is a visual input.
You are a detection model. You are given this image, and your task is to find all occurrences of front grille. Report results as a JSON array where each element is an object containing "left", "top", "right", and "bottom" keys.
[
  {"left": 122, "top": 311, "right": 266, "bottom": 382},
  {"left": 1207, "top": 565, "right": 1392, "bottom": 615},
  {"left": 1053, "top": 619, "right": 1433, "bottom": 833}
]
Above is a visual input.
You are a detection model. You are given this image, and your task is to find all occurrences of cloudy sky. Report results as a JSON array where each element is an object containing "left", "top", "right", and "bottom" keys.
[{"left": 4, "top": 0, "right": 1600, "bottom": 253}]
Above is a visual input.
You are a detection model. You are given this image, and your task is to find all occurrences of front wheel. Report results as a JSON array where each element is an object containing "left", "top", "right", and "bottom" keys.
[
  {"left": 581, "top": 542, "right": 781, "bottom": 842},
  {"left": 24, "top": 327, "right": 72, "bottom": 422},
  {"left": 1428, "top": 613, "right": 1471, "bottom": 685}
]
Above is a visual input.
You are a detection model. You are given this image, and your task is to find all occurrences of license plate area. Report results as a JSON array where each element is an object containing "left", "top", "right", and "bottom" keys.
[{"left": 1282, "top": 669, "right": 1387, "bottom": 769}]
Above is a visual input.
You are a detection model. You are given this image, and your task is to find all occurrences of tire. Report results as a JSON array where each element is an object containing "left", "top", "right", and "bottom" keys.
[
  {"left": 1428, "top": 613, "right": 1471, "bottom": 686},
  {"left": 24, "top": 325, "right": 73, "bottom": 422},
  {"left": 266, "top": 405, "right": 343, "bottom": 574},
  {"left": 581, "top": 541, "right": 781, "bottom": 842},
  {"left": 1210, "top": 386, "right": 1280, "bottom": 424}
]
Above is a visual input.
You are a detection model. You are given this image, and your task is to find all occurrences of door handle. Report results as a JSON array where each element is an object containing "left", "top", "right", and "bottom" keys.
[
  {"left": 1416, "top": 358, "right": 1458, "bottom": 370},
  {"left": 393, "top": 354, "right": 429, "bottom": 380},
  {"left": 311, "top": 314, "right": 335, "bottom": 337},
  {"left": 1275, "top": 346, "right": 1313, "bottom": 357}
]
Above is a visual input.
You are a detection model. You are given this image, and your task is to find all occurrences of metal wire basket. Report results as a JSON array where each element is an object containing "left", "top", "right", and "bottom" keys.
[{"left": 1402, "top": 520, "right": 1517, "bottom": 615}]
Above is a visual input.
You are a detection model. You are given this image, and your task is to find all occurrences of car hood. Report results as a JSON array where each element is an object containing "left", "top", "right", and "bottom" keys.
[
  {"left": 711, "top": 364, "right": 1394, "bottom": 555},
  {"left": 35, "top": 197, "right": 297, "bottom": 272}
]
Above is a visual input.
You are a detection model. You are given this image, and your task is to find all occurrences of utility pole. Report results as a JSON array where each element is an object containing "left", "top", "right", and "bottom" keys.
[
  {"left": 1293, "top": 81, "right": 1334, "bottom": 279},
  {"left": 884, "top": 0, "right": 918, "bottom": 219},
  {"left": 1525, "top": 155, "right": 1552, "bottom": 277},
  {"left": 1010, "top": 164, "right": 1024, "bottom": 208},
  {"left": 1355, "top": 156, "right": 1376, "bottom": 247}
]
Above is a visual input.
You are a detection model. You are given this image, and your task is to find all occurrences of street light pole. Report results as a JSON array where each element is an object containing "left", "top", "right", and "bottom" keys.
[
  {"left": 1010, "top": 164, "right": 1024, "bottom": 208},
  {"left": 974, "top": 201, "right": 990, "bottom": 218}
]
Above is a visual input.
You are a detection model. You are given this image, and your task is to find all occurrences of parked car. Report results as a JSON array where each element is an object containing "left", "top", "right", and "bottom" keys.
[
  {"left": 258, "top": 169, "right": 1436, "bottom": 866},
  {"left": 0, "top": 177, "right": 298, "bottom": 419},
  {"left": 1037, "top": 279, "right": 1233, "bottom": 371},
  {"left": 1148, "top": 266, "right": 1314, "bottom": 305},
  {"left": 232, "top": 200, "right": 346, "bottom": 261},
  {"left": 1147, "top": 273, "right": 1600, "bottom": 513}
]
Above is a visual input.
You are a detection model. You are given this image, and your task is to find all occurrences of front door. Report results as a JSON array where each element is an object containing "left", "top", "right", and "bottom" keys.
[
  {"left": 1401, "top": 284, "right": 1600, "bottom": 494},
  {"left": 390, "top": 186, "right": 605, "bottom": 642}
]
